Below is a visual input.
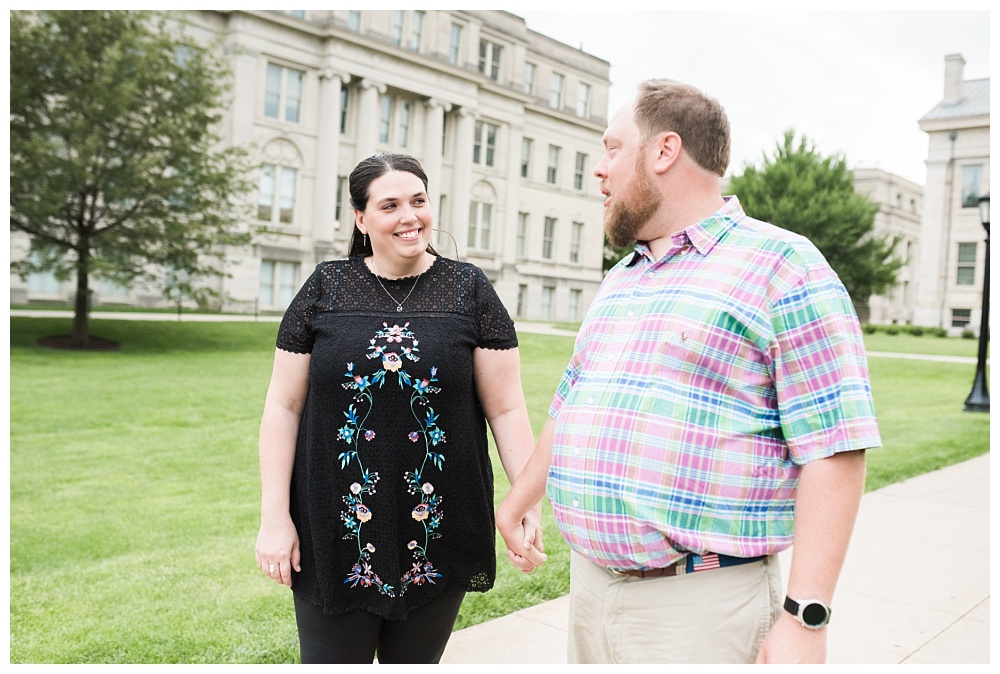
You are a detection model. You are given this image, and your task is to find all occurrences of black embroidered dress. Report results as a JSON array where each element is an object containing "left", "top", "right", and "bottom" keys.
[{"left": 275, "top": 256, "right": 517, "bottom": 619}]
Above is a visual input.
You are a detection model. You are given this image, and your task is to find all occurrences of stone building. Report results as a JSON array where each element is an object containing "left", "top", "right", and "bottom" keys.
[
  {"left": 852, "top": 168, "right": 924, "bottom": 325},
  {"left": 10, "top": 10, "right": 611, "bottom": 323},
  {"left": 913, "top": 53, "right": 990, "bottom": 334}
]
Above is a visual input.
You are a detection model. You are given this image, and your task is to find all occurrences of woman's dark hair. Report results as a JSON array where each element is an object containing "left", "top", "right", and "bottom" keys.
[{"left": 347, "top": 153, "right": 437, "bottom": 257}]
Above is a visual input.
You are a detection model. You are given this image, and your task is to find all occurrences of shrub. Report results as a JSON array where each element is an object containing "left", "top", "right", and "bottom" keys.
[
  {"left": 861, "top": 323, "right": 879, "bottom": 334},
  {"left": 884, "top": 325, "right": 901, "bottom": 335},
  {"left": 907, "top": 325, "right": 925, "bottom": 337},
  {"left": 931, "top": 327, "right": 948, "bottom": 338},
  {"left": 962, "top": 329, "right": 976, "bottom": 339}
]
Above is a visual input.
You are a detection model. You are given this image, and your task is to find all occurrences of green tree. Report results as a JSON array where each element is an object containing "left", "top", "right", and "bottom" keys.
[
  {"left": 10, "top": 10, "right": 254, "bottom": 346},
  {"left": 727, "top": 130, "right": 903, "bottom": 320}
]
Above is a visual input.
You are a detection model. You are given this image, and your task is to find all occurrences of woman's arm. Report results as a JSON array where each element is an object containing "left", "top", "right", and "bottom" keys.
[
  {"left": 473, "top": 346, "right": 547, "bottom": 569},
  {"left": 255, "top": 348, "right": 310, "bottom": 586}
]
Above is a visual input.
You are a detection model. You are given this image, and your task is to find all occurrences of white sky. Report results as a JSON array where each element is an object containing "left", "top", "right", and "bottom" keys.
[{"left": 513, "top": 7, "right": 991, "bottom": 186}]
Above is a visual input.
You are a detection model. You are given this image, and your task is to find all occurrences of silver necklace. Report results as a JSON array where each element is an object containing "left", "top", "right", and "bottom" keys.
[{"left": 372, "top": 264, "right": 423, "bottom": 312}]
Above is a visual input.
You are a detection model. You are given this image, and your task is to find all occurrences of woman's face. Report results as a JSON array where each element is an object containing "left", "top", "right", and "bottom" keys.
[{"left": 355, "top": 170, "right": 433, "bottom": 271}]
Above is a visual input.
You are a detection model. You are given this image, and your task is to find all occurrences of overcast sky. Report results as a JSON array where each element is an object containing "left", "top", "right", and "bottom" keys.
[{"left": 512, "top": 7, "right": 990, "bottom": 186}]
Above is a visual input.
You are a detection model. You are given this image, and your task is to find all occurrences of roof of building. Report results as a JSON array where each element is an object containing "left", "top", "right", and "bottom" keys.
[{"left": 920, "top": 78, "right": 990, "bottom": 121}]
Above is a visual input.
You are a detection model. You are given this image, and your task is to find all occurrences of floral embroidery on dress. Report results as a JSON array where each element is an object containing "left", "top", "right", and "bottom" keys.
[{"left": 336, "top": 322, "right": 446, "bottom": 597}]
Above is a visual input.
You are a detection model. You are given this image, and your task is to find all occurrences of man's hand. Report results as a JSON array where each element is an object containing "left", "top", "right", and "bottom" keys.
[
  {"left": 755, "top": 612, "right": 827, "bottom": 663},
  {"left": 497, "top": 499, "right": 547, "bottom": 573}
]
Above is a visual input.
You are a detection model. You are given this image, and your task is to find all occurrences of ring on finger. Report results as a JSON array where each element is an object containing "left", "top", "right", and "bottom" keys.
[{"left": 269, "top": 564, "right": 277, "bottom": 574}]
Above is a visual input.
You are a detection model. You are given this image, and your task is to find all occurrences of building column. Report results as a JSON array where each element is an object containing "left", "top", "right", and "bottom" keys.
[
  {"left": 315, "top": 67, "right": 350, "bottom": 247},
  {"left": 450, "top": 107, "right": 476, "bottom": 256},
  {"left": 423, "top": 98, "right": 451, "bottom": 209},
  {"left": 355, "top": 79, "right": 386, "bottom": 165}
]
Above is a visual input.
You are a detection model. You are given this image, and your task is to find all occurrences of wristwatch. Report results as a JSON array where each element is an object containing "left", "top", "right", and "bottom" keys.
[{"left": 783, "top": 596, "right": 832, "bottom": 630}]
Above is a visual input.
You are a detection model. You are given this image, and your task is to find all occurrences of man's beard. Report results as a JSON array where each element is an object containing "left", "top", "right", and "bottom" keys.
[{"left": 604, "top": 163, "right": 659, "bottom": 248}]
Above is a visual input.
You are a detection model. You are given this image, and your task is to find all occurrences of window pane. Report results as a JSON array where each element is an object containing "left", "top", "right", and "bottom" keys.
[
  {"left": 259, "top": 261, "right": 275, "bottom": 306},
  {"left": 958, "top": 242, "right": 978, "bottom": 263},
  {"left": 468, "top": 201, "right": 478, "bottom": 247},
  {"left": 481, "top": 203, "right": 492, "bottom": 249},
  {"left": 279, "top": 168, "right": 297, "bottom": 224},
  {"left": 278, "top": 263, "right": 298, "bottom": 306},
  {"left": 379, "top": 95, "right": 391, "bottom": 143},
  {"left": 285, "top": 69, "right": 303, "bottom": 123},
  {"left": 264, "top": 64, "right": 282, "bottom": 118},
  {"left": 961, "top": 165, "right": 982, "bottom": 208},
  {"left": 258, "top": 164, "right": 275, "bottom": 220},
  {"left": 956, "top": 267, "right": 976, "bottom": 285}
]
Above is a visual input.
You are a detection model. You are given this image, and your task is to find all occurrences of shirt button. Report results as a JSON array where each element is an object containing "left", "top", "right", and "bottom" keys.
[
  {"left": 572, "top": 499, "right": 580, "bottom": 508},
  {"left": 626, "top": 311, "right": 634, "bottom": 318},
  {"left": 573, "top": 447, "right": 581, "bottom": 456},
  {"left": 586, "top": 397, "right": 594, "bottom": 404}
]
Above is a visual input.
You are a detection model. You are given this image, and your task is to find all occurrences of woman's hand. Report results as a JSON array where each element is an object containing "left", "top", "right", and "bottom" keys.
[{"left": 255, "top": 514, "right": 301, "bottom": 587}]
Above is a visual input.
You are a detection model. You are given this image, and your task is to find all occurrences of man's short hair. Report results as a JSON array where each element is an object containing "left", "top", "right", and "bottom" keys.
[{"left": 634, "top": 79, "right": 730, "bottom": 177}]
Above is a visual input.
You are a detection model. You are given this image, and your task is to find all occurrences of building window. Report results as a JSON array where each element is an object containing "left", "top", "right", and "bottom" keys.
[
  {"left": 521, "top": 137, "right": 533, "bottom": 178},
  {"left": 391, "top": 10, "right": 404, "bottom": 45},
  {"left": 379, "top": 94, "right": 392, "bottom": 143},
  {"left": 27, "top": 258, "right": 60, "bottom": 295},
  {"left": 264, "top": 63, "right": 304, "bottom": 123},
  {"left": 260, "top": 260, "right": 300, "bottom": 310},
  {"left": 449, "top": 24, "right": 462, "bottom": 65},
  {"left": 339, "top": 86, "right": 349, "bottom": 133},
  {"left": 956, "top": 242, "right": 978, "bottom": 285},
  {"left": 961, "top": 165, "right": 983, "bottom": 208},
  {"left": 517, "top": 284, "right": 528, "bottom": 318},
  {"left": 398, "top": 101, "right": 412, "bottom": 148},
  {"left": 549, "top": 72, "right": 564, "bottom": 109},
  {"left": 348, "top": 11, "right": 361, "bottom": 32},
  {"left": 410, "top": 11, "right": 424, "bottom": 51},
  {"left": 574, "top": 152, "right": 587, "bottom": 190},
  {"left": 468, "top": 201, "right": 493, "bottom": 250},
  {"left": 547, "top": 145, "right": 560, "bottom": 185},
  {"left": 517, "top": 212, "right": 529, "bottom": 259},
  {"left": 570, "top": 221, "right": 584, "bottom": 263},
  {"left": 542, "top": 217, "right": 556, "bottom": 259},
  {"left": 576, "top": 82, "right": 591, "bottom": 118},
  {"left": 436, "top": 195, "right": 449, "bottom": 246},
  {"left": 951, "top": 308, "right": 972, "bottom": 329},
  {"left": 478, "top": 40, "right": 502, "bottom": 81},
  {"left": 568, "top": 289, "right": 582, "bottom": 321},
  {"left": 258, "top": 164, "right": 298, "bottom": 225},
  {"left": 473, "top": 121, "right": 498, "bottom": 167},
  {"left": 335, "top": 176, "right": 346, "bottom": 225},
  {"left": 523, "top": 62, "right": 536, "bottom": 94},
  {"left": 541, "top": 286, "right": 555, "bottom": 320}
]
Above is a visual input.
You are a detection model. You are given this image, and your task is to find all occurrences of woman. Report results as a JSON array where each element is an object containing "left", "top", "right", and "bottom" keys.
[{"left": 254, "top": 153, "right": 542, "bottom": 664}]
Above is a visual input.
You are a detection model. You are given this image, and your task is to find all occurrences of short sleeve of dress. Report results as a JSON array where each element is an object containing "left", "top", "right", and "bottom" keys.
[
  {"left": 472, "top": 265, "right": 518, "bottom": 350},
  {"left": 275, "top": 263, "right": 326, "bottom": 354}
]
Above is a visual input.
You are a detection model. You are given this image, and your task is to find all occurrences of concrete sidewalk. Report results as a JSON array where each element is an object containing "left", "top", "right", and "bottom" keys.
[{"left": 443, "top": 453, "right": 990, "bottom": 664}]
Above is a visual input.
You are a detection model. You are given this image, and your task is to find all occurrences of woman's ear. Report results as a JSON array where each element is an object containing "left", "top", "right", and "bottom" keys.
[{"left": 354, "top": 210, "right": 366, "bottom": 233}]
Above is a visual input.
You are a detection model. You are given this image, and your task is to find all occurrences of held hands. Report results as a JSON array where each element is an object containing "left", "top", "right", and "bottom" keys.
[
  {"left": 497, "top": 500, "right": 547, "bottom": 574},
  {"left": 755, "top": 612, "right": 827, "bottom": 664},
  {"left": 255, "top": 514, "right": 301, "bottom": 587}
]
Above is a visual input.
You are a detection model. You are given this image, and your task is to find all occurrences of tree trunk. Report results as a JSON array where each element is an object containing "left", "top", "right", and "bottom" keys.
[{"left": 72, "top": 251, "right": 91, "bottom": 347}]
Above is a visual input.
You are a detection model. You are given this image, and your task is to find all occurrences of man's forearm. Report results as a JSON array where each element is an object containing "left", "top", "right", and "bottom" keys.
[{"left": 785, "top": 449, "right": 867, "bottom": 604}]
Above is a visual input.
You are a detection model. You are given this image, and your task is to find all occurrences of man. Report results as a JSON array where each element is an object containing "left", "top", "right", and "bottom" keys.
[{"left": 497, "top": 79, "right": 880, "bottom": 664}]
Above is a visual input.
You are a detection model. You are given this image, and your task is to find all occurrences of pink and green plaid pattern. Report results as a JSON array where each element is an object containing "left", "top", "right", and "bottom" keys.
[{"left": 547, "top": 197, "right": 881, "bottom": 570}]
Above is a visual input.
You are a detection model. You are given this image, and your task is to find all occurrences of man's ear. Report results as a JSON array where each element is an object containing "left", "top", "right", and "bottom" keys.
[{"left": 651, "top": 131, "right": 683, "bottom": 174}]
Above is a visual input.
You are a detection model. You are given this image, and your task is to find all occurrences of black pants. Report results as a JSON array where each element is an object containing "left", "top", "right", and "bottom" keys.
[{"left": 293, "top": 591, "right": 466, "bottom": 664}]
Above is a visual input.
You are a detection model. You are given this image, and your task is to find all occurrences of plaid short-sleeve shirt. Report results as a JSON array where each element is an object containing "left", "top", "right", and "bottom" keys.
[{"left": 547, "top": 197, "right": 881, "bottom": 570}]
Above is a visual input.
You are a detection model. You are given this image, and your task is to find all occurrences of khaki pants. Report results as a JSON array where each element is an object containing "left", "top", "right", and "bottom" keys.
[{"left": 568, "top": 551, "right": 783, "bottom": 663}]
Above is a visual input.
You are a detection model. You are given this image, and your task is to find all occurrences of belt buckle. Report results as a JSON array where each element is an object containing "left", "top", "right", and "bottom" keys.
[{"left": 608, "top": 567, "right": 629, "bottom": 577}]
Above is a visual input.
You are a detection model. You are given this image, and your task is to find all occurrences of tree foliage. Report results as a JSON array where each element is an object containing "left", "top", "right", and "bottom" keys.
[
  {"left": 10, "top": 10, "right": 254, "bottom": 345},
  {"left": 727, "top": 130, "right": 903, "bottom": 316}
]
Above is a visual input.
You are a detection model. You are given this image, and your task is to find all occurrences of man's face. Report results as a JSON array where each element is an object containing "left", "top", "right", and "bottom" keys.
[{"left": 595, "top": 104, "right": 660, "bottom": 248}]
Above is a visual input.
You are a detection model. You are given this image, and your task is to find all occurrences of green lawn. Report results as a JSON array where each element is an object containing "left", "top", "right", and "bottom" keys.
[{"left": 8, "top": 316, "right": 989, "bottom": 663}]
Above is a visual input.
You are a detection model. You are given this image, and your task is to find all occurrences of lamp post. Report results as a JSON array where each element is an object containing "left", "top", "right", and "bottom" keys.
[{"left": 963, "top": 192, "right": 990, "bottom": 412}]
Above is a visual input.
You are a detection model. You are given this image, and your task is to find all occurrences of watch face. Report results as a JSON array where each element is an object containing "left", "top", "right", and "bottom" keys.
[{"left": 802, "top": 602, "right": 829, "bottom": 627}]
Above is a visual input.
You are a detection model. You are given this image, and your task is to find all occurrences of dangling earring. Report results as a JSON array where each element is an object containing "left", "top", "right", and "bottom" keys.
[{"left": 363, "top": 233, "right": 368, "bottom": 247}]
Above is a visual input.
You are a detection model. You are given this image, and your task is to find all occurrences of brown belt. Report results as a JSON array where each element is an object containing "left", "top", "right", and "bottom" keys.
[{"left": 608, "top": 564, "right": 680, "bottom": 579}]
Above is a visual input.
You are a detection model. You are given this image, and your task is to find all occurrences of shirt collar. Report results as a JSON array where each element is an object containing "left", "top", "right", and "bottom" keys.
[{"left": 626, "top": 195, "right": 746, "bottom": 266}]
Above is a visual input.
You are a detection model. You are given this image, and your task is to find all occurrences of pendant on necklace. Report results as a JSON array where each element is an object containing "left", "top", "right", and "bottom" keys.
[{"left": 396, "top": 306, "right": 402, "bottom": 312}]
